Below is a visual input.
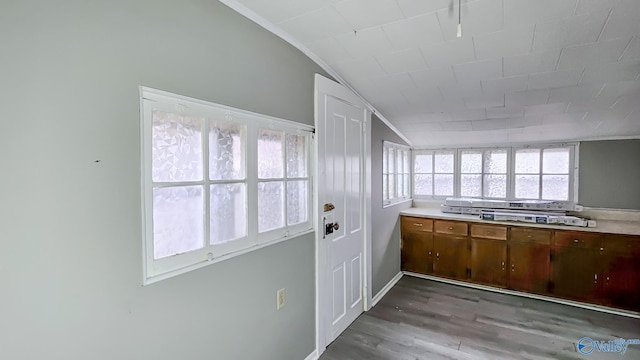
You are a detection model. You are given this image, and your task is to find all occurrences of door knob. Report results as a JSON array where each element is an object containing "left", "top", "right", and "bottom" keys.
[{"left": 333, "top": 222, "right": 340, "bottom": 231}]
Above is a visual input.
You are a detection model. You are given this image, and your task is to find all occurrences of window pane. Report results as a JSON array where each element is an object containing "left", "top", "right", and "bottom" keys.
[
  {"left": 152, "top": 110, "right": 203, "bottom": 182},
  {"left": 461, "top": 174, "right": 481, "bottom": 197},
  {"left": 287, "top": 180, "right": 308, "bottom": 225},
  {"left": 382, "top": 147, "right": 388, "bottom": 173},
  {"left": 434, "top": 174, "right": 454, "bottom": 196},
  {"left": 403, "top": 174, "right": 410, "bottom": 197},
  {"left": 414, "top": 174, "right": 433, "bottom": 195},
  {"left": 415, "top": 153, "right": 432, "bottom": 173},
  {"left": 515, "top": 175, "right": 540, "bottom": 199},
  {"left": 210, "top": 183, "right": 247, "bottom": 245},
  {"left": 389, "top": 172, "right": 396, "bottom": 199},
  {"left": 258, "top": 129, "right": 283, "bottom": 179},
  {"left": 286, "top": 134, "right": 307, "bottom": 178},
  {"left": 484, "top": 174, "right": 507, "bottom": 198},
  {"left": 461, "top": 152, "right": 482, "bottom": 173},
  {"left": 383, "top": 175, "right": 388, "bottom": 200},
  {"left": 403, "top": 151, "right": 409, "bottom": 175},
  {"left": 397, "top": 150, "right": 403, "bottom": 173},
  {"left": 434, "top": 152, "right": 454, "bottom": 173},
  {"left": 515, "top": 149, "right": 540, "bottom": 174},
  {"left": 258, "top": 181, "right": 284, "bottom": 232},
  {"left": 209, "top": 121, "right": 246, "bottom": 180},
  {"left": 484, "top": 150, "right": 507, "bottom": 174},
  {"left": 542, "top": 175, "right": 569, "bottom": 200},
  {"left": 397, "top": 174, "right": 404, "bottom": 197},
  {"left": 389, "top": 148, "right": 396, "bottom": 174},
  {"left": 543, "top": 148, "right": 570, "bottom": 174},
  {"left": 152, "top": 186, "right": 203, "bottom": 259}
]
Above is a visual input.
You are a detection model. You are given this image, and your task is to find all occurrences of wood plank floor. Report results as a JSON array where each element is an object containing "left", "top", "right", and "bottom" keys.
[{"left": 320, "top": 276, "right": 640, "bottom": 360}]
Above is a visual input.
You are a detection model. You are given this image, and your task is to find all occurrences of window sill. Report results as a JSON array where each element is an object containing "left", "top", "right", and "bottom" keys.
[
  {"left": 142, "top": 228, "right": 314, "bottom": 286},
  {"left": 383, "top": 198, "right": 412, "bottom": 209}
]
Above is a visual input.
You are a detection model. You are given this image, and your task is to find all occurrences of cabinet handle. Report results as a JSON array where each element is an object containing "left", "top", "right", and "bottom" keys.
[
  {"left": 501, "top": 261, "right": 505, "bottom": 270},
  {"left": 594, "top": 274, "right": 598, "bottom": 284},
  {"left": 486, "top": 231, "right": 495, "bottom": 235},
  {"left": 413, "top": 223, "right": 423, "bottom": 227},
  {"left": 511, "top": 264, "right": 515, "bottom": 272},
  {"left": 428, "top": 251, "right": 432, "bottom": 256},
  {"left": 436, "top": 252, "right": 439, "bottom": 259},
  {"left": 448, "top": 226, "right": 454, "bottom": 230},
  {"left": 600, "top": 247, "right": 604, "bottom": 251},
  {"left": 574, "top": 239, "right": 580, "bottom": 243}
]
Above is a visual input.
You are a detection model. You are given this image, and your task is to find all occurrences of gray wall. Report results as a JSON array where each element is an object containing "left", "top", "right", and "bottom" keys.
[
  {"left": 579, "top": 139, "right": 640, "bottom": 210},
  {"left": 371, "top": 115, "right": 412, "bottom": 296},
  {"left": 0, "top": 1, "right": 328, "bottom": 359}
]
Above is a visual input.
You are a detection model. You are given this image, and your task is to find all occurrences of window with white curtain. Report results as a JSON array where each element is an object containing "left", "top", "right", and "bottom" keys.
[
  {"left": 141, "top": 88, "right": 313, "bottom": 283},
  {"left": 383, "top": 141, "right": 411, "bottom": 206}
]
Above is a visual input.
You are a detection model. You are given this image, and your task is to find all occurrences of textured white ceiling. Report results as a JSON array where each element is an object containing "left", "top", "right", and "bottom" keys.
[{"left": 228, "top": 0, "right": 640, "bottom": 147}]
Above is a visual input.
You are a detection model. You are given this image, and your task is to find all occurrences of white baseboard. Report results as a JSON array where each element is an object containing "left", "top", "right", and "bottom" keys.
[
  {"left": 404, "top": 272, "right": 640, "bottom": 319},
  {"left": 303, "top": 349, "right": 318, "bottom": 360},
  {"left": 371, "top": 272, "right": 403, "bottom": 308}
]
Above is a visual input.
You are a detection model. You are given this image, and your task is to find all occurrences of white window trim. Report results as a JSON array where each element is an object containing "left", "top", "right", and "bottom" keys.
[
  {"left": 140, "top": 87, "right": 314, "bottom": 285},
  {"left": 382, "top": 141, "right": 411, "bottom": 207},
  {"left": 412, "top": 143, "right": 579, "bottom": 202}
]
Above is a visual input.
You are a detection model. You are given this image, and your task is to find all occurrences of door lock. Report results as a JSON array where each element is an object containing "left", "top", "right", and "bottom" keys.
[{"left": 325, "top": 222, "right": 340, "bottom": 236}]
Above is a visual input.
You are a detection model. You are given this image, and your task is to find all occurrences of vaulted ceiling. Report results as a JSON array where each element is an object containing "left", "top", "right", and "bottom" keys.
[{"left": 224, "top": 0, "right": 640, "bottom": 147}]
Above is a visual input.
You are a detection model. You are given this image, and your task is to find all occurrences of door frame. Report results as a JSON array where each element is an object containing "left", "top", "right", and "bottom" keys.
[{"left": 314, "top": 74, "right": 372, "bottom": 355}]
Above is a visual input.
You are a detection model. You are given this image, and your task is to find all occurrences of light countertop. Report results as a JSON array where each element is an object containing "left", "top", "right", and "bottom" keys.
[{"left": 400, "top": 207, "right": 640, "bottom": 236}]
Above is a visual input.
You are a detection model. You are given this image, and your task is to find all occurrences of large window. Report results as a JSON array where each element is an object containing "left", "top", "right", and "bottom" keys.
[
  {"left": 141, "top": 88, "right": 312, "bottom": 283},
  {"left": 382, "top": 141, "right": 410, "bottom": 206},
  {"left": 413, "top": 150, "right": 455, "bottom": 197},
  {"left": 460, "top": 149, "right": 508, "bottom": 198},
  {"left": 413, "top": 145, "right": 577, "bottom": 202}
]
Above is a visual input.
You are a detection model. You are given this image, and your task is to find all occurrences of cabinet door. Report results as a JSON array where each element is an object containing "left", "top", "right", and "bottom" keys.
[
  {"left": 551, "top": 247, "right": 602, "bottom": 301},
  {"left": 433, "top": 235, "right": 468, "bottom": 280},
  {"left": 470, "top": 238, "right": 506, "bottom": 287},
  {"left": 508, "top": 242, "right": 550, "bottom": 294},
  {"left": 600, "top": 235, "right": 640, "bottom": 311},
  {"left": 600, "top": 253, "right": 640, "bottom": 311},
  {"left": 401, "top": 232, "right": 433, "bottom": 274}
]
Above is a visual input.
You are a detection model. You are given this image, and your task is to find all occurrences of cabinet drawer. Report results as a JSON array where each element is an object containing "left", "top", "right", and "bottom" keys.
[
  {"left": 471, "top": 224, "right": 507, "bottom": 240},
  {"left": 434, "top": 220, "right": 468, "bottom": 236},
  {"left": 401, "top": 217, "right": 433, "bottom": 233},
  {"left": 604, "top": 235, "right": 640, "bottom": 254},
  {"left": 510, "top": 227, "right": 551, "bottom": 245},
  {"left": 553, "top": 231, "right": 602, "bottom": 249}
]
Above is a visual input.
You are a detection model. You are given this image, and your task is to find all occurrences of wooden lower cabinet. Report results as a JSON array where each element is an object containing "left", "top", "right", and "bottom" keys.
[
  {"left": 469, "top": 224, "right": 508, "bottom": 287},
  {"left": 508, "top": 228, "right": 551, "bottom": 294},
  {"left": 401, "top": 232, "right": 433, "bottom": 274},
  {"left": 600, "top": 253, "right": 640, "bottom": 310},
  {"left": 599, "top": 235, "right": 640, "bottom": 310},
  {"left": 551, "top": 246, "right": 603, "bottom": 302},
  {"left": 433, "top": 234, "right": 468, "bottom": 280},
  {"left": 401, "top": 216, "right": 640, "bottom": 312},
  {"left": 470, "top": 238, "right": 507, "bottom": 287}
]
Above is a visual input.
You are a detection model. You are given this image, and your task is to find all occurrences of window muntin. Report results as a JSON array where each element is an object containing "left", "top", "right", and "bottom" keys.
[
  {"left": 413, "top": 145, "right": 576, "bottom": 202},
  {"left": 142, "top": 88, "right": 312, "bottom": 283},
  {"left": 383, "top": 141, "right": 411, "bottom": 206}
]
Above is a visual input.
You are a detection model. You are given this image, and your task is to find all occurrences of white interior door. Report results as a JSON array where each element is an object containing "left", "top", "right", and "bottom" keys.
[{"left": 315, "top": 75, "right": 368, "bottom": 350}]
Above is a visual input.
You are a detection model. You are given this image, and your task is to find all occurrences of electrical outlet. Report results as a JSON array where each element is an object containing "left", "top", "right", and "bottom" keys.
[{"left": 277, "top": 288, "right": 285, "bottom": 310}]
